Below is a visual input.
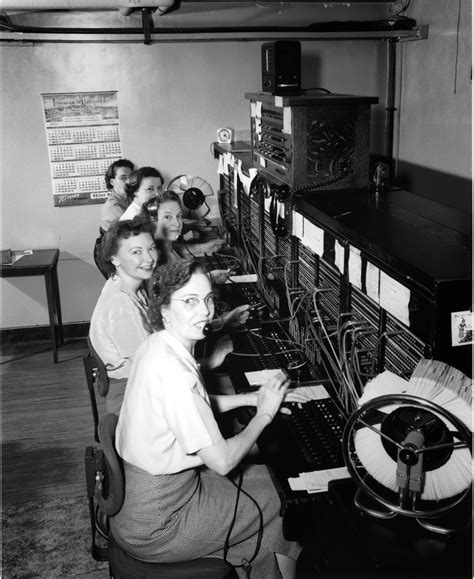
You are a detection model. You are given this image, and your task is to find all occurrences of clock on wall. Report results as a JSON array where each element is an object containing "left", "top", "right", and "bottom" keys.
[{"left": 216, "top": 127, "right": 233, "bottom": 144}]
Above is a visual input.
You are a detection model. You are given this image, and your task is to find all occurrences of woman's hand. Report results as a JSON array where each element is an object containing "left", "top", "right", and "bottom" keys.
[
  {"left": 256, "top": 370, "right": 291, "bottom": 421},
  {"left": 206, "top": 335, "right": 233, "bottom": 369},
  {"left": 199, "top": 239, "right": 226, "bottom": 254},
  {"left": 223, "top": 304, "right": 251, "bottom": 327},
  {"left": 210, "top": 268, "right": 235, "bottom": 284}
]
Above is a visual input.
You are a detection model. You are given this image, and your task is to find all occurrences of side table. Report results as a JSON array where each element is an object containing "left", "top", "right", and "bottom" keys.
[{"left": 1, "top": 249, "right": 64, "bottom": 363}]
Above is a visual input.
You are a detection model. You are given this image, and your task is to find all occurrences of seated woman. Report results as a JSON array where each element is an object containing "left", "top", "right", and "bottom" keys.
[
  {"left": 94, "top": 158, "right": 135, "bottom": 278},
  {"left": 142, "top": 191, "right": 250, "bottom": 327},
  {"left": 101, "top": 158, "right": 135, "bottom": 231},
  {"left": 89, "top": 217, "right": 158, "bottom": 414},
  {"left": 90, "top": 217, "right": 232, "bottom": 415},
  {"left": 112, "top": 260, "right": 302, "bottom": 578},
  {"left": 120, "top": 166, "right": 164, "bottom": 222},
  {"left": 143, "top": 191, "right": 226, "bottom": 266}
]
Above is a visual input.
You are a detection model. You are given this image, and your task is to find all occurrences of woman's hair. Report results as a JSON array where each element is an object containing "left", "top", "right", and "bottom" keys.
[
  {"left": 125, "top": 166, "right": 163, "bottom": 203},
  {"left": 104, "top": 158, "right": 135, "bottom": 190},
  {"left": 99, "top": 215, "right": 156, "bottom": 276},
  {"left": 141, "top": 190, "right": 182, "bottom": 222},
  {"left": 148, "top": 260, "right": 206, "bottom": 330}
]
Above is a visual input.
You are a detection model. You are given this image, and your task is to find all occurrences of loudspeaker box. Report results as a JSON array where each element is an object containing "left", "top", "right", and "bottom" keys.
[{"left": 261, "top": 41, "right": 301, "bottom": 96}]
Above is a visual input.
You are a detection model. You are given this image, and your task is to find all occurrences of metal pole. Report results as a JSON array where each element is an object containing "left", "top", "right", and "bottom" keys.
[{"left": 385, "top": 38, "right": 397, "bottom": 169}]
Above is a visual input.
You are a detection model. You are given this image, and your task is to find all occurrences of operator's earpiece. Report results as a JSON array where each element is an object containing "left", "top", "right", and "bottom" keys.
[
  {"left": 202, "top": 323, "right": 213, "bottom": 336},
  {"left": 270, "top": 193, "right": 288, "bottom": 238}
]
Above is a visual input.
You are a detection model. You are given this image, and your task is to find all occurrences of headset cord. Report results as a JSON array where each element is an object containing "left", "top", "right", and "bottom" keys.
[{"left": 223, "top": 468, "right": 264, "bottom": 578}]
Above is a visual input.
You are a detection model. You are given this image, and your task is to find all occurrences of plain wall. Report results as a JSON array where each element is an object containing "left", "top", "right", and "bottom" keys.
[
  {"left": 396, "top": 0, "right": 471, "bottom": 199},
  {"left": 1, "top": 39, "right": 385, "bottom": 329},
  {"left": 1, "top": 2, "right": 471, "bottom": 329}
]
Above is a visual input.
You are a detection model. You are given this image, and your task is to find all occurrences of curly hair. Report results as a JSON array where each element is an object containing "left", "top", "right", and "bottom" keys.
[
  {"left": 125, "top": 166, "right": 163, "bottom": 203},
  {"left": 148, "top": 260, "right": 207, "bottom": 331},
  {"left": 141, "top": 190, "right": 182, "bottom": 222},
  {"left": 99, "top": 216, "right": 156, "bottom": 277},
  {"left": 104, "top": 159, "right": 135, "bottom": 190}
]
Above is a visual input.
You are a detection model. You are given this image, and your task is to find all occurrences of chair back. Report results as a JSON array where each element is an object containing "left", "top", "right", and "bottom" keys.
[
  {"left": 86, "top": 414, "right": 236, "bottom": 577},
  {"left": 87, "top": 336, "right": 110, "bottom": 397},
  {"left": 83, "top": 353, "right": 100, "bottom": 442},
  {"left": 97, "top": 413, "right": 125, "bottom": 517}
]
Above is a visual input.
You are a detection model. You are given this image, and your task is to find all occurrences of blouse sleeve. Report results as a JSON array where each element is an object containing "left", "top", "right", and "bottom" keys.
[
  {"left": 101, "top": 201, "right": 124, "bottom": 230},
  {"left": 108, "top": 294, "right": 150, "bottom": 359},
  {"left": 160, "top": 367, "right": 223, "bottom": 455}
]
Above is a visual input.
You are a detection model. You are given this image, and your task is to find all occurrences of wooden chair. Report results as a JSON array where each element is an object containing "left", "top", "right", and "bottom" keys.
[
  {"left": 85, "top": 414, "right": 235, "bottom": 578},
  {"left": 83, "top": 337, "right": 110, "bottom": 443}
]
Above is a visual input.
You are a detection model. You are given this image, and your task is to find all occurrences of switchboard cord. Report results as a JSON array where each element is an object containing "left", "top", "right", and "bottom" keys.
[
  {"left": 224, "top": 468, "right": 263, "bottom": 578},
  {"left": 240, "top": 228, "right": 259, "bottom": 275},
  {"left": 305, "top": 295, "right": 359, "bottom": 413}
]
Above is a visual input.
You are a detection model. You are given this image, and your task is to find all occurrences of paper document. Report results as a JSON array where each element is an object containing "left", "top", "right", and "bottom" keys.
[
  {"left": 289, "top": 467, "right": 350, "bottom": 494},
  {"left": 245, "top": 369, "right": 284, "bottom": 386},
  {"left": 226, "top": 274, "right": 258, "bottom": 284},
  {"left": 291, "top": 384, "right": 330, "bottom": 401}
]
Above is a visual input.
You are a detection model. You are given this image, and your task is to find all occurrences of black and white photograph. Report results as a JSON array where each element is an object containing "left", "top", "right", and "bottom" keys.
[{"left": 1, "top": 2, "right": 472, "bottom": 578}]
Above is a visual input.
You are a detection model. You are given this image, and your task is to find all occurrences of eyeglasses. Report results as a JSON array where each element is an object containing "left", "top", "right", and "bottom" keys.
[{"left": 171, "top": 295, "right": 216, "bottom": 310}]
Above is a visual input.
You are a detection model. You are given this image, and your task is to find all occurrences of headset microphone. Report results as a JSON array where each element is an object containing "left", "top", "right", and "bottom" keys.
[{"left": 202, "top": 323, "right": 213, "bottom": 336}]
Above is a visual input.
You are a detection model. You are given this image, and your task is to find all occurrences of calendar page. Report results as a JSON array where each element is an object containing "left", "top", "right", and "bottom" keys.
[{"left": 41, "top": 91, "right": 123, "bottom": 207}]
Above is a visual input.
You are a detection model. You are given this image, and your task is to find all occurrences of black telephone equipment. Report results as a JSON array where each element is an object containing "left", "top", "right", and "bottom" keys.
[
  {"left": 250, "top": 171, "right": 349, "bottom": 238},
  {"left": 249, "top": 174, "right": 290, "bottom": 238}
]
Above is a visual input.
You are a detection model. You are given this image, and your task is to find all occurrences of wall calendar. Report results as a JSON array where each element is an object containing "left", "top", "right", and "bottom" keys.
[{"left": 41, "top": 91, "right": 123, "bottom": 207}]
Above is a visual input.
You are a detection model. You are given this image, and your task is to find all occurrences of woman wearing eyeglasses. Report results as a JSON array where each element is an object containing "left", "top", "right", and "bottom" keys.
[
  {"left": 119, "top": 166, "right": 164, "bottom": 222},
  {"left": 94, "top": 158, "right": 135, "bottom": 278},
  {"left": 100, "top": 158, "right": 135, "bottom": 231},
  {"left": 112, "top": 260, "right": 302, "bottom": 578}
]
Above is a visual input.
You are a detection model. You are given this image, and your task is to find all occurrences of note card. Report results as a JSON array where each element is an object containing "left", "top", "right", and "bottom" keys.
[
  {"left": 348, "top": 245, "right": 362, "bottom": 289},
  {"left": 365, "top": 261, "right": 380, "bottom": 304},
  {"left": 291, "top": 384, "right": 330, "bottom": 401},
  {"left": 334, "top": 240, "right": 345, "bottom": 275},
  {"left": 226, "top": 274, "right": 258, "bottom": 284},
  {"left": 283, "top": 107, "right": 292, "bottom": 134},
  {"left": 292, "top": 212, "right": 304, "bottom": 240},
  {"left": 245, "top": 369, "right": 284, "bottom": 386},
  {"left": 302, "top": 219, "right": 324, "bottom": 257},
  {"left": 379, "top": 271, "right": 410, "bottom": 326},
  {"left": 289, "top": 467, "right": 350, "bottom": 494}
]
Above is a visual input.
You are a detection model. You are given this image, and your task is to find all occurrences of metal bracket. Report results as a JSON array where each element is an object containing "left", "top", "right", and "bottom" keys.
[{"left": 141, "top": 8, "right": 153, "bottom": 45}]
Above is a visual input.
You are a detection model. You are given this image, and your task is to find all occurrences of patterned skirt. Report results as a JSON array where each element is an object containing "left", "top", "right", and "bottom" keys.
[{"left": 110, "top": 462, "right": 302, "bottom": 578}]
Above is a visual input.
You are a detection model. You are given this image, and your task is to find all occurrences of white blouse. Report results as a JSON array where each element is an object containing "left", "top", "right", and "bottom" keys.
[
  {"left": 116, "top": 330, "right": 223, "bottom": 475},
  {"left": 89, "top": 276, "right": 151, "bottom": 380},
  {"left": 100, "top": 191, "right": 129, "bottom": 231},
  {"left": 119, "top": 200, "right": 141, "bottom": 221}
]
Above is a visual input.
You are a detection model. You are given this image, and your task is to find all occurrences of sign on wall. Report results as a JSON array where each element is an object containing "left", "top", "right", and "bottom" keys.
[{"left": 41, "top": 91, "right": 123, "bottom": 207}]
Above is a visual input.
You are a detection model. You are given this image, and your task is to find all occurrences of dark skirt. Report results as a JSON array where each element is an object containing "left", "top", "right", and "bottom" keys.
[
  {"left": 110, "top": 462, "right": 301, "bottom": 578},
  {"left": 105, "top": 377, "right": 127, "bottom": 415}
]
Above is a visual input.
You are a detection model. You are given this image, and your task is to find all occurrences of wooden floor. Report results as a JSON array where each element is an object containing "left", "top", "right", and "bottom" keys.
[
  {"left": 2, "top": 338, "right": 106, "bottom": 507},
  {"left": 2, "top": 338, "right": 110, "bottom": 577}
]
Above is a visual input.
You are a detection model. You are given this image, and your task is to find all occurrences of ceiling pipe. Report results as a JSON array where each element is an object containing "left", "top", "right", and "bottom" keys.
[
  {"left": 1, "top": 0, "right": 175, "bottom": 9},
  {"left": 0, "top": 21, "right": 422, "bottom": 35}
]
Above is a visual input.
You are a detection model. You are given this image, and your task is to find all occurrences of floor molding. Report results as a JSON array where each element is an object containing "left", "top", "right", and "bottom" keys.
[{"left": 1, "top": 322, "right": 89, "bottom": 345}]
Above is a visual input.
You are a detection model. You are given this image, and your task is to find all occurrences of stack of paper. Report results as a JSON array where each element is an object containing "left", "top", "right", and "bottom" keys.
[{"left": 288, "top": 467, "right": 350, "bottom": 494}]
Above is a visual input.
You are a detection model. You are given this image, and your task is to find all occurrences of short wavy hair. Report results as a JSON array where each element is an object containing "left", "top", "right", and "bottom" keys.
[
  {"left": 149, "top": 260, "right": 207, "bottom": 330},
  {"left": 104, "top": 158, "right": 135, "bottom": 190},
  {"left": 125, "top": 166, "right": 163, "bottom": 203},
  {"left": 99, "top": 216, "right": 156, "bottom": 277},
  {"left": 141, "top": 190, "right": 182, "bottom": 222}
]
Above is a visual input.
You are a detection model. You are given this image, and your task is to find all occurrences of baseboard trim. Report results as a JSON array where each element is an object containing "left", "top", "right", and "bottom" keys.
[{"left": 1, "top": 322, "right": 90, "bottom": 345}]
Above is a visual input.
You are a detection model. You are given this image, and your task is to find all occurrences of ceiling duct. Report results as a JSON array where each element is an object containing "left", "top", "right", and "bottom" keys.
[{"left": 0, "top": 0, "right": 175, "bottom": 9}]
